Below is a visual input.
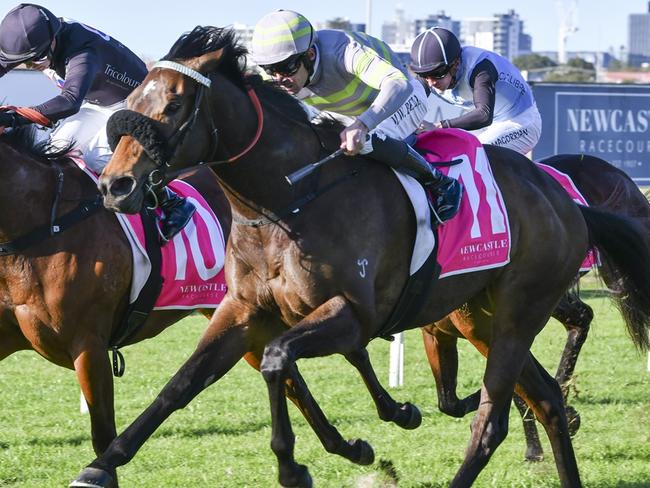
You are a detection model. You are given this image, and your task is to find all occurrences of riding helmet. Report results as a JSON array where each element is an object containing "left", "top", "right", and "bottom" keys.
[
  {"left": 409, "top": 27, "right": 461, "bottom": 73},
  {"left": 0, "top": 3, "right": 61, "bottom": 64},
  {"left": 251, "top": 10, "right": 315, "bottom": 66}
]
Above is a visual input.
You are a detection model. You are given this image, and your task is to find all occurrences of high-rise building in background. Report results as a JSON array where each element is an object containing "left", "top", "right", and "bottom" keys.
[
  {"left": 413, "top": 11, "right": 461, "bottom": 38},
  {"left": 628, "top": 2, "right": 650, "bottom": 66},
  {"left": 461, "top": 10, "right": 531, "bottom": 61},
  {"left": 381, "top": 8, "right": 530, "bottom": 61}
]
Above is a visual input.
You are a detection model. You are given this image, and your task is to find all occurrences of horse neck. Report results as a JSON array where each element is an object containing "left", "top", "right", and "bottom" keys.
[{"left": 209, "top": 78, "right": 324, "bottom": 220}]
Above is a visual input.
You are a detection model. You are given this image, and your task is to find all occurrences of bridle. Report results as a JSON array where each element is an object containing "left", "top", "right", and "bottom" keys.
[{"left": 145, "top": 60, "right": 264, "bottom": 190}]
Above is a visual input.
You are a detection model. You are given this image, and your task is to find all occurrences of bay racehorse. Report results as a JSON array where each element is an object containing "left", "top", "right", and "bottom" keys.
[
  {"left": 0, "top": 127, "right": 419, "bottom": 478},
  {"left": 422, "top": 153, "right": 650, "bottom": 462},
  {"left": 0, "top": 127, "right": 229, "bottom": 460},
  {"left": 71, "top": 26, "right": 650, "bottom": 488}
]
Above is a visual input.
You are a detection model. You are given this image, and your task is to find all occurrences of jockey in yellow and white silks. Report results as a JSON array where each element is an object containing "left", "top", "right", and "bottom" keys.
[{"left": 252, "top": 9, "right": 461, "bottom": 223}]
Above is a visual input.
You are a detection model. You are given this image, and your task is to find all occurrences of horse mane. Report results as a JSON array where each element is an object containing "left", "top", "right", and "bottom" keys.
[
  {"left": 0, "top": 127, "right": 74, "bottom": 164},
  {"left": 163, "top": 26, "right": 344, "bottom": 139},
  {"left": 163, "top": 25, "right": 248, "bottom": 87}
]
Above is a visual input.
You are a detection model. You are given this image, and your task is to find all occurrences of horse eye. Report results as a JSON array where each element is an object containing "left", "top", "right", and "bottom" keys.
[{"left": 165, "top": 102, "right": 182, "bottom": 115}]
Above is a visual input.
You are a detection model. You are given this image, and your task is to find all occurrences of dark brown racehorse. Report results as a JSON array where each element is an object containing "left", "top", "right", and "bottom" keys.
[
  {"left": 0, "top": 127, "right": 420, "bottom": 478},
  {"left": 71, "top": 27, "right": 650, "bottom": 488},
  {"left": 423, "top": 153, "right": 650, "bottom": 461}
]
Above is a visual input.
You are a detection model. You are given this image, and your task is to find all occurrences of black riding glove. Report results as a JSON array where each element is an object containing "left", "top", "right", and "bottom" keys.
[{"left": 0, "top": 111, "right": 32, "bottom": 129}]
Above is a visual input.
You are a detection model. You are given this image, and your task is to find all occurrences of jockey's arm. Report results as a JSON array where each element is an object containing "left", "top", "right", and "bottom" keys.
[
  {"left": 440, "top": 59, "right": 497, "bottom": 131},
  {"left": 32, "top": 49, "right": 100, "bottom": 122},
  {"left": 344, "top": 43, "right": 412, "bottom": 132}
]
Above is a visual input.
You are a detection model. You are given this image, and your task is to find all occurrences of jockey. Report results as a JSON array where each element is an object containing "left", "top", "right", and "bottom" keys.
[
  {"left": 410, "top": 27, "right": 541, "bottom": 155},
  {"left": 0, "top": 3, "right": 194, "bottom": 241},
  {"left": 251, "top": 10, "right": 461, "bottom": 223}
]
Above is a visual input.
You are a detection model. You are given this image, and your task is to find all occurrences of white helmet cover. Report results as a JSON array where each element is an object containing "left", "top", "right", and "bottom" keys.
[{"left": 252, "top": 10, "right": 315, "bottom": 65}]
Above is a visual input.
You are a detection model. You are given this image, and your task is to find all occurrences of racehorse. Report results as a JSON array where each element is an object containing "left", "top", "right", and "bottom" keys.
[
  {"left": 0, "top": 127, "right": 230, "bottom": 459},
  {"left": 71, "top": 26, "right": 650, "bottom": 488},
  {"left": 0, "top": 127, "right": 420, "bottom": 476},
  {"left": 422, "top": 153, "right": 650, "bottom": 462}
]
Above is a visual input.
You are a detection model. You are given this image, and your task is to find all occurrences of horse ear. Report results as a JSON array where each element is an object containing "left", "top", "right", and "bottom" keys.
[{"left": 192, "top": 48, "right": 225, "bottom": 75}]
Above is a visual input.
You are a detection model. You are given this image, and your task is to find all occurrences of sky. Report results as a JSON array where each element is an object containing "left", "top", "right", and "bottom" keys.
[{"left": 1, "top": 1, "right": 643, "bottom": 60}]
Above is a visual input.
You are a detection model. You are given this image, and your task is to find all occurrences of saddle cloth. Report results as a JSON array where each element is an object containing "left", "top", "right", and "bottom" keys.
[
  {"left": 72, "top": 158, "right": 227, "bottom": 308},
  {"left": 398, "top": 129, "right": 512, "bottom": 278},
  {"left": 397, "top": 129, "right": 595, "bottom": 278}
]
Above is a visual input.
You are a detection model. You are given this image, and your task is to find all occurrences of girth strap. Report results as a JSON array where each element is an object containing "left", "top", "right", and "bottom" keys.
[
  {"left": 109, "top": 206, "right": 163, "bottom": 376},
  {"left": 377, "top": 231, "right": 440, "bottom": 339}
]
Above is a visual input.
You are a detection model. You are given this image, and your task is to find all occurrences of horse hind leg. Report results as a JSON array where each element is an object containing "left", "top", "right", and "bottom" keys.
[
  {"left": 515, "top": 353, "right": 582, "bottom": 488},
  {"left": 344, "top": 348, "right": 422, "bottom": 430},
  {"left": 513, "top": 394, "right": 544, "bottom": 461},
  {"left": 552, "top": 290, "right": 592, "bottom": 401},
  {"left": 552, "top": 290, "right": 592, "bottom": 436},
  {"left": 512, "top": 290, "right": 592, "bottom": 463},
  {"left": 421, "top": 323, "right": 481, "bottom": 418}
]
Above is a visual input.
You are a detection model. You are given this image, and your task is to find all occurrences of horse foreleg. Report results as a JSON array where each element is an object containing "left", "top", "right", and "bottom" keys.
[
  {"left": 70, "top": 299, "right": 250, "bottom": 488},
  {"left": 343, "top": 348, "right": 422, "bottom": 429},
  {"left": 73, "top": 346, "right": 117, "bottom": 456},
  {"left": 421, "top": 323, "right": 481, "bottom": 417},
  {"left": 244, "top": 351, "right": 374, "bottom": 466},
  {"left": 261, "top": 295, "right": 365, "bottom": 488}
]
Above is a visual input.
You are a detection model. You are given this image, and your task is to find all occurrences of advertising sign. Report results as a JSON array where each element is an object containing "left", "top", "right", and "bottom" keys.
[{"left": 533, "top": 83, "right": 650, "bottom": 183}]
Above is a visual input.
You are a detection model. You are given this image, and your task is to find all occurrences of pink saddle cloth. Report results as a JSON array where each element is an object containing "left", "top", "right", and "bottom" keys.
[
  {"left": 415, "top": 129, "right": 511, "bottom": 277},
  {"left": 72, "top": 157, "right": 227, "bottom": 309},
  {"left": 124, "top": 179, "right": 228, "bottom": 309},
  {"left": 414, "top": 129, "right": 596, "bottom": 276}
]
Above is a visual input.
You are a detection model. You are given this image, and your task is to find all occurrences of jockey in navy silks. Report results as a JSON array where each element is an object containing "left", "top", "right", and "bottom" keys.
[{"left": 0, "top": 3, "right": 194, "bottom": 240}]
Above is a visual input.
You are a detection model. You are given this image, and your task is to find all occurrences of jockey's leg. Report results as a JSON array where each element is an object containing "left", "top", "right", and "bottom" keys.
[
  {"left": 151, "top": 185, "right": 196, "bottom": 241},
  {"left": 367, "top": 134, "right": 462, "bottom": 223},
  {"left": 360, "top": 78, "right": 461, "bottom": 223}
]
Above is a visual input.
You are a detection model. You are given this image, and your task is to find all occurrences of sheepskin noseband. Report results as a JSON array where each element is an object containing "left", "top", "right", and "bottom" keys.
[{"left": 106, "top": 109, "right": 171, "bottom": 167}]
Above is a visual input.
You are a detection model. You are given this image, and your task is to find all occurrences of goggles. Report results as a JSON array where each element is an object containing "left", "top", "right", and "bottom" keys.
[
  {"left": 417, "top": 65, "right": 452, "bottom": 80},
  {"left": 260, "top": 54, "right": 305, "bottom": 77}
]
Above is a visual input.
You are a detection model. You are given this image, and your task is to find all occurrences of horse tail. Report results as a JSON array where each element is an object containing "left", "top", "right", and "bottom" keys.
[{"left": 579, "top": 205, "right": 650, "bottom": 352}]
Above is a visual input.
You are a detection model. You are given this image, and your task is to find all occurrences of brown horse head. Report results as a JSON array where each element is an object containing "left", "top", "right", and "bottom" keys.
[{"left": 100, "top": 27, "right": 245, "bottom": 214}]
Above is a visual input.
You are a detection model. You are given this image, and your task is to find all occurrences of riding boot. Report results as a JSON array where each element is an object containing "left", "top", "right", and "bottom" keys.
[
  {"left": 154, "top": 186, "right": 196, "bottom": 241},
  {"left": 368, "top": 134, "right": 462, "bottom": 223}
]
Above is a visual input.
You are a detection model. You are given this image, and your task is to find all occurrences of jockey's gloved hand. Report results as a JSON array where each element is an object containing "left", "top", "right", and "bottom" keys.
[{"left": 0, "top": 110, "right": 32, "bottom": 129}]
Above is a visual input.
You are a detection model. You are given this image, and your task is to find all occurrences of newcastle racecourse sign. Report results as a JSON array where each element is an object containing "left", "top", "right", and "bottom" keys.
[{"left": 533, "top": 83, "right": 650, "bottom": 183}]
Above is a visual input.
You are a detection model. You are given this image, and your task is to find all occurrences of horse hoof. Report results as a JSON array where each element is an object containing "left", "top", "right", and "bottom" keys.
[
  {"left": 566, "top": 405, "right": 581, "bottom": 436},
  {"left": 69, "top": 467, "right": 116, "bottom": 488},
  {"left": 349, "top": 438, "right": 375, "bottom": 465},
  {"left": 393, "top": 402, "right": 422, "bottom": 430},
  {"left": 280, "top": 464, "right": 313, "bottom": 488},
  {"left": 524, "top": 448, "right": 544, "bottom": 462}
]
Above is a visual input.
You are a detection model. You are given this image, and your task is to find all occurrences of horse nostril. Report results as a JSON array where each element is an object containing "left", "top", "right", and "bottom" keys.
[{"left": 108, "top": 176, "right": 137, "bottom": 198}]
